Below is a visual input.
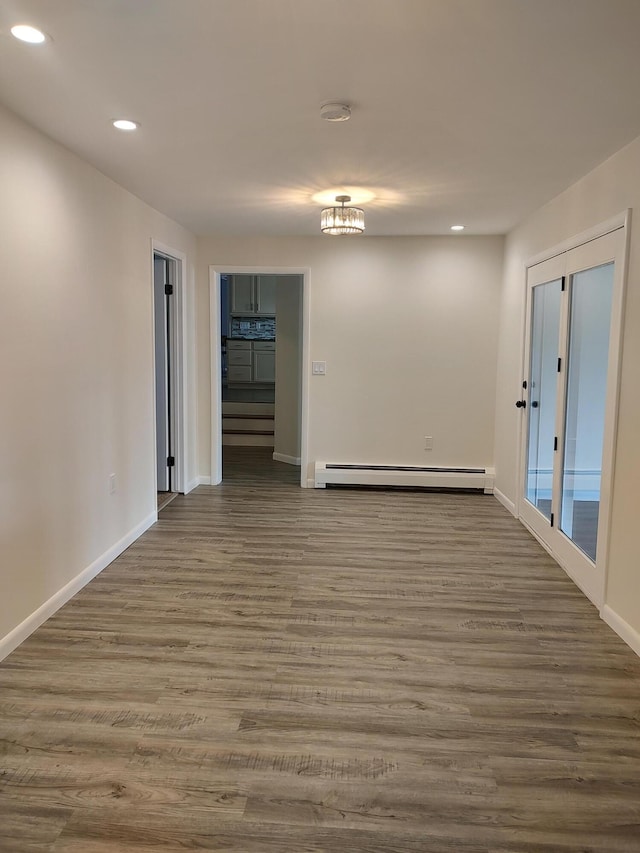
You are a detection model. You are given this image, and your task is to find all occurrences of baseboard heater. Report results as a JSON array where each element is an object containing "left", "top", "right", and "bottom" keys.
[{"left": 314, "top": 462, "right": 495, "bottom": 493}]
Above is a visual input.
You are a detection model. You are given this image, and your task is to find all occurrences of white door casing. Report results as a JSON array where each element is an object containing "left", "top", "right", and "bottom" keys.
[
  {"left": 151, "top": 240, "right": 190, "bottom": 496},
  {"left": 209, "top": 266, "right": 310, "bottom": 487}
]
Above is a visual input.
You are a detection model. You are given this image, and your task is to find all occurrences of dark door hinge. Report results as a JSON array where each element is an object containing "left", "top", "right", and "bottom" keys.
[
  {"left": 167, "top": 456, "right": 175, "bottom": 467},
  {"left": 557, "top": 357, "right": 562, "bottom": 372},
  {"left": 165, "top": 284, "right": 174, "bottom": 296},
  {"left": 522, "top": 379, "right": 528, "bottom": 390},
  {"left": 561, "top": 276, "right": 566, "bottom": 292},
  {"left": 550, "top": 512, "right": 555, "bottom": 527},
  {"left": 554, "top": 436, "right": 558, "bottom": 451}
]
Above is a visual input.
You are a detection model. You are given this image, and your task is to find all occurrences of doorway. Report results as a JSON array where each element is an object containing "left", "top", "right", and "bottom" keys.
[
  {"left": 209, "top": 266, "right": 309, "bottom": 487},
  {"left": 518, "top": 223, "right": 628, "bottom": 606},
  {"left": 153, "top": 245, "right": 187, "bottom": 507}
]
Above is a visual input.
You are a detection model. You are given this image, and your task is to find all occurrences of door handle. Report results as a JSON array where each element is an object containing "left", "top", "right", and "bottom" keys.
[{"left": 515, "top": 400, "right": 526, "bottom": 408}]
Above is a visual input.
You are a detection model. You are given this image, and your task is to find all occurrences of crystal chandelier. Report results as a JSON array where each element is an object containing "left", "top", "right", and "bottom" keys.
[{"left": 320, "top": 195, "right": 365, "bottom": 235}]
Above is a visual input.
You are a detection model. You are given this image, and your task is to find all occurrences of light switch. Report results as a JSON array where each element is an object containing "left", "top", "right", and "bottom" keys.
[{"left": 312, "top": 361, "right": 327, "bottom": 375}]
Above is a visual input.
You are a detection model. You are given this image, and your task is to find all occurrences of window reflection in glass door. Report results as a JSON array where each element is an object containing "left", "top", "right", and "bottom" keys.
[
  {"left": 560, "top": 263, "right": 614, "bottom": 561},
  {"left": 525, "top": 279, "right": 562, "bottom": 520}
]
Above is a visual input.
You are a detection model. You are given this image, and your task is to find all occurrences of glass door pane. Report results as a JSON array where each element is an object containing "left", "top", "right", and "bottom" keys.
[
  {"left": 560, "top": 263, "right": 614, "bottom": 561},
  {"left": 526, "top": 279, "right": 562, "bottom": 519}
]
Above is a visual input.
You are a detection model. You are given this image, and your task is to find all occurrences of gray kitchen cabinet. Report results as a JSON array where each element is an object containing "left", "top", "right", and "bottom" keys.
[
  {"left": 227, "top": 339, "right": 275, "bottom": 385},
  {"left": 227, "top": 364, "right": 252, "bottom": 382},
  {"left": 253, "top": 351, "right": 275, "bottom": 382},
  {"left": 229, "top": 275, "right": 276, "bottom": 315},
  {"left": 255, "top": 276, "right": 276, "bottom": 314},
  {"left": 229, "top": 275, "right": 254, "bottom": 313}
]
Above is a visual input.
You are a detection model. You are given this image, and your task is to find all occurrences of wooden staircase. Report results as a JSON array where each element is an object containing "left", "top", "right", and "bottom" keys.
[{"left": 222, "top": 401, "right": 275, "bottom": 447}]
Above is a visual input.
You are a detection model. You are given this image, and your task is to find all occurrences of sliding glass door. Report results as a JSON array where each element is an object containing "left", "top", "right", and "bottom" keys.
[{"left": 520, "top": 228, "right": 624, "bottom": 606}]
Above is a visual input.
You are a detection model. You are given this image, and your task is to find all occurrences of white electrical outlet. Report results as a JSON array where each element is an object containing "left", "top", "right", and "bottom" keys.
[
  {"left": 109, "top": 473, "right": 116, "bottom": 494},
  {"left": 424, "top": 436, "right": 433, "bottom": 451}
]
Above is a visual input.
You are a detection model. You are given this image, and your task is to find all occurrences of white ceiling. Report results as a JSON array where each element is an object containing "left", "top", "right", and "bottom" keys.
[{"left": 2, "top": 0, "right": 640, "bottom": 237}]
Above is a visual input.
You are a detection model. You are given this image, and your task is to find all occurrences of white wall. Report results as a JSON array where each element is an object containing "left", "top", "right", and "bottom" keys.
[
  {"left": 495, "top": 131, "right": 640, "bottom": 645},
  {"left": 274, "top": 276, "right": 302, "bottom": 462},
  {"left": 0, "top": 104, "right": 197, "bottom": 652},
  {"left": 197, "top": 236, "right": 505, "bottom": 484}
]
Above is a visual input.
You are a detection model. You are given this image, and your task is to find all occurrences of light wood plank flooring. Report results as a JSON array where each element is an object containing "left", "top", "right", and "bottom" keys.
[
  {"left": 2, "top": 447, "right": 640, "bottom": 852},
  {"left": 157, "top": 492, "right": 178, "bottom": 513}
]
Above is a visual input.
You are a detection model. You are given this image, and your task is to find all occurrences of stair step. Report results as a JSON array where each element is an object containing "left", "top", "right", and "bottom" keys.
[
  {"left": 223, "top": 418, "right": 274, "bottom": 432},
  {"left": 223, "top": 433, "right": 274, "bottom": 447},
  {"left": 222, "top": 412, "right": 273, "bottom": 420},
  {"left": 222, "top": 428, "right": 274, "bottom": 436},
  {"left": 222, "top": 401, "right": 274, "bottom": 416}
]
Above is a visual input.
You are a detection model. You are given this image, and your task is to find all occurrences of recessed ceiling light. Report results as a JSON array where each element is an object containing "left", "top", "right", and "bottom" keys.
[
  {"left": 11, "top": 24, "right": 47, "bottom": 44},
  {"left": 112, "top": 119, "right": 139, "bottom": 131},
  {"left": 320, "top": 102, "right": 351, "bottom": 122},
  {"left": 451, "top": 224, "right": 465, "bottom": 231}
]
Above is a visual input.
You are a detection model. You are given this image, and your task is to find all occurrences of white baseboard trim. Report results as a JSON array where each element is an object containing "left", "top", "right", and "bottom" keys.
[
  {"left": 0, "top": 511, "right": 157, "bottom": 663},
  {"left": 185, "top": 477, "right": 199, "bottom": 494},
  {"left": 601, "top": 604, "right": 640, "bottom": 659},
  {"left": 314, "top": 461, "right": 493, "bottom": 491},
  {"left": 306, "top": 478, "right": 318, "bottom": 488},
  {"left": 494, "top": 488, "right": 516, "bottom": 516},
  {"left": 197, "top": 475, "right": 212, "bottom": 486},
  {"left": 273, "top": 452, "right": 301, "bottom": 466}
]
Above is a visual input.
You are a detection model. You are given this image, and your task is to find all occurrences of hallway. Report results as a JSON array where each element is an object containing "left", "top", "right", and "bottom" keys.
[{"left": 1, "top": 449, "right": 640, "bottom": 851}]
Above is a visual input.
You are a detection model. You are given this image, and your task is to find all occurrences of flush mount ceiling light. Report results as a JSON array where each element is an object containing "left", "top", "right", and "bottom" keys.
[
  {"left": 320, "top": 102, "right": 351, "bottom": 122},
  {"left": 451, "top": 224, "right": 465, "bottom": 231},
  {"left": 312, "top": 187, "right": 376, "bottom": 206},
  {"left": 112, "top": 119, "right": 139, "bottom": 131},
  {"left": 11, "top": 24, "right": 47, "bottom": 43},
  {"left": 321, "top": 195, "right": 365, "bottom": 235}
]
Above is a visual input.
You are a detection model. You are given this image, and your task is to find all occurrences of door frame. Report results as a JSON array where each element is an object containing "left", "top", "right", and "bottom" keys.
[
  {"left": 517, "top": 210, "right": 631, "bottom": 607},
  {"left": 209, "top": 265, "right": 310, "bottom": 487},
  {"left": 151, "top": 239, "right": 190, "bottom": 497}
]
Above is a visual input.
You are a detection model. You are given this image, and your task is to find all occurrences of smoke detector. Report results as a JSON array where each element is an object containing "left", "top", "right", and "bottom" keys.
[{"left": 320, "top": 102, "right": 351, "bottom": 122}]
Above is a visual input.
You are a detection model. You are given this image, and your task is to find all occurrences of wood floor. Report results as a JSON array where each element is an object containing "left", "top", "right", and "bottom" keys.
[
  {"left": 2, "top": 447, "right": 640, "bottom": 852},
  {"left": 157, "top": 492, "right": 178, "bottom": 513}
]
